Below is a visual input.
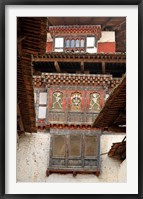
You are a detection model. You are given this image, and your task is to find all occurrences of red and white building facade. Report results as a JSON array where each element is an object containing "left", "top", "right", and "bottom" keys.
[
  {"left": 32, "top": 25, "right": 125, "bottom": 176},
  {"left": 46, "top": 25, "right": 116, "bottom": 53}
]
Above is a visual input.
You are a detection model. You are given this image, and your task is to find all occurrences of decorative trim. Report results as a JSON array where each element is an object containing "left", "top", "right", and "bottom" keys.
[
  {"left": 33, "top": 73, "right": 121, "bottom": 88},
  {"left": 37, "top": 123, "right": 100, "bottom": 131},
  {"left": 49, "top": 25, "right": 101, "bottom": 39}
]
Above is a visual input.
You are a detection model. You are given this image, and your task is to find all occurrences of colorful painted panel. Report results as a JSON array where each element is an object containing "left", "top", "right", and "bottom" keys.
[
  {"left": 70, "top": 92, "right": 82, "bottom": 111},
  {"left": 52, "top": 91, "right": 63, "bottom": 110},
  {"left": 89, "top": 92, "right": 101, "bottom": 112},
  {"left": 44, "top": 88, "right": 105, "bottom": 125}
]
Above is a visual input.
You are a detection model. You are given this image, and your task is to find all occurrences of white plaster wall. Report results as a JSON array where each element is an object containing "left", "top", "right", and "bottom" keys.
[
  {"left": 47, "top": 33, "right": 53, "bottom": 42},
  {"left": 98, "top": 31, "right": 115, "bottom": 43},
  {"left": 16, "top": 132, "right": 50, "bottom": 182},
  {"left": 17, "top": 132, "right": 126, "bottom": 183},
  {"left": 118, "top": 159, "right": 126, "bottom": 182},
  {"left": 99, "top": 134, "right": 126, "bottom": 182}
]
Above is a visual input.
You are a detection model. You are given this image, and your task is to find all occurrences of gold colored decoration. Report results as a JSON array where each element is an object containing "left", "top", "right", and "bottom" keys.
[{"left": 71, "top": 92, "right": 82, "bottom": 111}]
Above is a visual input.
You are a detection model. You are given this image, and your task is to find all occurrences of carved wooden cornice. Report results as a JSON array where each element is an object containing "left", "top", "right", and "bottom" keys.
[
  {"left": 32, "top": 52, "right": 126, "bottom": 63},
  {"left": 49, "top": 25, "right": 101, "bottom": 39},
  {"left": 37, "top": 123, "right": 99, "bottom": 131},
  {"left": 33, "top": 73, "right": 121, "bottom": 88}
]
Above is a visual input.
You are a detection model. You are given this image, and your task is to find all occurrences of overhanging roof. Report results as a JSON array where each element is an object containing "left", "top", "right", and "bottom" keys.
[
  {"left": 17, "top": 17, "right": 47, "bottom": 133},
  {"left": 92, "top": 74, "right": 126, "bottom": 132}
]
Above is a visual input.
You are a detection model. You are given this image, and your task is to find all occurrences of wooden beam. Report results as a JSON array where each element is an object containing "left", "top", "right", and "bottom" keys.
[
  {"left": 102, "top": 62, "right": 106, "bottom": 74},
  {"left": 84, "top": 71, "right": 90, "bottom": 74},
  {"left": 115, "top": 31, "right": 126, "bottom": 40},
  {"left": 47, "top": 18, "right": 54, "bottom": 26},
  {"left": 62, "top": 17, "right": 67, "bottom": 25},
  {"left": 106, "top": 127, "right": 126, "bottom": 133},
  {"left": 101, "top": 17, "right": 112, "bottom": 30},
  {"left": 113, "top": 111, "right": 126, "bottom": 125},
  {"left": 17, "top": 42, "right": 23, "bottom": 57},
  {"left": 80, "top": 61, "right": 84, "bottom": 72},
  {"left": 76, "top": 71, "right": 81, "bottom": 74},
  {"left": 113, "top": 20, "right": 126, "bottom": 31},
  {"left": 17, "top": 103, "right": 25, "bottom": 132},
  {"left": 33, "top": 57, "right": 126, "bottom": 64},
  {"left": 17, "top": 35, "right": 26, "bottom": 43},
  {"left": 54, "top": 61, "right": 61, "bottom": 72},
  {"left": 89, "top": 17, "right": 96, "bottom": 25}
]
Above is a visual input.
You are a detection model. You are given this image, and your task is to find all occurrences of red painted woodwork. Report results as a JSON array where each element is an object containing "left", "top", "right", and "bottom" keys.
[
  {"left": 97, "top": 42, "right": 116, "bottom": 53},
  {"left": 46, "top": 42, "right": 53, "bottom": 52},
  {"left": 37, "top": 119, "right": 45, "bottom": 123},
  {"left": 48, "top": 89, "right": 104, "bottom": 112}
]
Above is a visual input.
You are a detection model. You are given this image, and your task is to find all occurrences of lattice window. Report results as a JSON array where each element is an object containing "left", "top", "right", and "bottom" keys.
[
  {"left": 84, "top": 135, "right": 98, "bottom": 156},
  {"left": 71, "top": 39, "right": 74, "bottom": 47},
  {"left": 54, "top": 36, "right": 97, "bottom": 53},
  {"left": 65, "top": 39, "right": 70, "bottom": 47},
  {"left": 52, "top": 135, "right": 66, "bottom": 157},
  {"left": 47, "top": 130, "right": 100, "bottom": 175},
  {"left": 80, "top": 39, "right": 85, "bottom": 47},
  {"left": 69, "top": 135, "right": 81, "bottom": 157},
  {"left": 75, "top": 39, "right": 80, "bottom": 47}
]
